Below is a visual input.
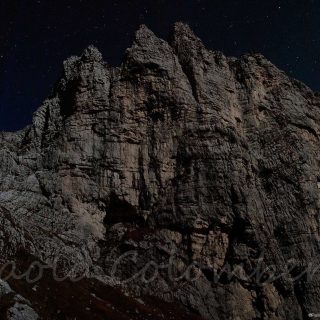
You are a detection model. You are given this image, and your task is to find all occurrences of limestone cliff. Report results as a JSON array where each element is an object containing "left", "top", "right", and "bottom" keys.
[{"left": 1, "top": 23, "right": 320, "bottom": 319}]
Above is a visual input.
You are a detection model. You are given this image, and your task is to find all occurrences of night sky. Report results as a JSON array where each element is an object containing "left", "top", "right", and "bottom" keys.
[{"left": 1, "top": 0, "right": 319, "bottom": 131}]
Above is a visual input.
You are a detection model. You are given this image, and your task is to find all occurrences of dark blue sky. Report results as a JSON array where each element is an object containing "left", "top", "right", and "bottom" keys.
[{"left": 0, "top": 0, "right": 319, "bottom": 131}]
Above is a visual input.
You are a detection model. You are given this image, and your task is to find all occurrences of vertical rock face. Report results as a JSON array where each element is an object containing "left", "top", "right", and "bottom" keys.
[{"left": 1, "top": 23, "right": 320, "bottom": 319}]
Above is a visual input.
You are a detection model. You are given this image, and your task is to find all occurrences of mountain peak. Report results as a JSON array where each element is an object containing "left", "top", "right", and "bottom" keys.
[
  {"left": 81, "top": 45, "right": 103, "bottom": 62},
  {"left": 133, "top": 24, "right": 158, "bottom": 46},
  {"left": 170, "top": 22, "right": 204, "bottom": 48}
]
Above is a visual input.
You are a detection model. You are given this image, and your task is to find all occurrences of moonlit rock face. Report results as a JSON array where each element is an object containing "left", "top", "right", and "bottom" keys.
[
  {"left": 0, "top": 23, "right": 320, "bottom": 319},
  {"left": 7, "top": 303, "right": 39, "bottom": 320},
  {"left": 0, "top": 280, "right": 39, "bottom": 320}
]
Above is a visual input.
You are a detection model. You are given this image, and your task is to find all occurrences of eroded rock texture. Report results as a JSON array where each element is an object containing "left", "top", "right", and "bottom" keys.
[{"left": 1, "top": 23, "right": 320, "bottom": 319}]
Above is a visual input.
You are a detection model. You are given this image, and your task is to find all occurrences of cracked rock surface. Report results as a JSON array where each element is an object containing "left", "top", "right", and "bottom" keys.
[{"left": 1, "top": 23, "right": 320, "bottom": 319}]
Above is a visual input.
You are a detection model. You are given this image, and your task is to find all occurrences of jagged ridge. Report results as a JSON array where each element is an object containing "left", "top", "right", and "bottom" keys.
[{"left": 0, "top": 23, "right": 320, "bottom": 319}]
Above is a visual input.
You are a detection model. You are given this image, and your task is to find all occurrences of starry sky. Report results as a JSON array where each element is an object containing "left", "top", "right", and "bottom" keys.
[{"left": 0, "top": 0, "right": 319, "bottom": 131}]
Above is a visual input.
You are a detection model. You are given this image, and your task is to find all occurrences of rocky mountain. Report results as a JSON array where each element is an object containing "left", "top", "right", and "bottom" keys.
[{"left": 1, "top": 22, "right": 320, "bottom": 319}]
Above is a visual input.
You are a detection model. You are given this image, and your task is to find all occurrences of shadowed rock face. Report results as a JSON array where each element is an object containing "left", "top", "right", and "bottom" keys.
[{"left": 1, "top": 22, "right": 320, "bottom": 319}]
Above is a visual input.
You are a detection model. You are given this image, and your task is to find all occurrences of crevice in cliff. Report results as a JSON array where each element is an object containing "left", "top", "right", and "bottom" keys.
[
  {"left": 179, "top": 63, "right": 200, "bottom": 103},
  {"left": 103, "top": 192, "right": 144, "bottom": 226},
  {"left": 58, "top": 78, "right": 80, "bottom": 117},
  {"left": 138, "top": 149, "right": 152, "bottom": 211}
]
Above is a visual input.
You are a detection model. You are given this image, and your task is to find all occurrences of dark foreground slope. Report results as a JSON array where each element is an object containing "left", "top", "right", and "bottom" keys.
[{"left": 1, "top": 23, "right": 320, "bottom": 319}]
